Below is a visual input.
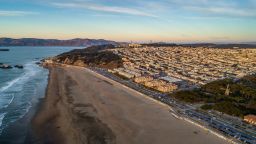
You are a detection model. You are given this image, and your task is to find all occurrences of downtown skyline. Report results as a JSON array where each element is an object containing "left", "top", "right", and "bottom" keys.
[{"left": 0, "top": 0, "right": 256, "bottom": 43}]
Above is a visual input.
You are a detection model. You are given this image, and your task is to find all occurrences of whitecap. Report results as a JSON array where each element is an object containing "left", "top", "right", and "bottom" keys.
[
  {"left": 0, "top": 77, "right": 21, "bottom": 93},
  {"left": 5, "top": 94, "right": 14, "bottom": 108},
  {"left": 0, "top": 94, "right": 14, "bottom": 109},
  {"left": 0, "top": 61, "right": 41, "bottom": 93},
  {"left": 0, "top": 112, "right": 6, "bottom": 127}
]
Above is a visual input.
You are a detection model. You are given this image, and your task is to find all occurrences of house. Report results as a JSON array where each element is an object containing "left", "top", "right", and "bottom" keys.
[{"left": 244, "top": 115, "right": 256, "bottom": 125}]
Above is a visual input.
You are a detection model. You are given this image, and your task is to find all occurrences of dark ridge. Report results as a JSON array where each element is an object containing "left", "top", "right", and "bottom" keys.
[
  {"left": 211, "top": 44, "right": 256, "bottom": 48},
  {"left": 180, "top": 43, "right": 256, "bottom": 48},
  {"left": 141, "top": 43, "right": 178, "bottom": 47},
  {"left": 0, "top": 38, "right": 118, "bottom": 46},
  {"left": 141, "top": 42, "right": 256, "bottom": 48},
  {"left": 181, "top": 43, "right": 216, "bottom": 48}
]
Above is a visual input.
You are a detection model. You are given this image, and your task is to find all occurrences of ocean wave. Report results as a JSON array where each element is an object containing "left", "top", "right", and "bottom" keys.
[
  {"left": 0, "top": 62, "right": 40, "bottom": 93},
  {"left": 0, "top": 112, "right": 7, "bottom": 133},
  {"left": 0, "top": 94, "right": 15, "bottom": 109},
  {"left": 0, "top": 77, "right": 21, "bottom": 93},
  {"left": 18, "top": 102, "right": 32, "bottom": 120},
  {"left": 0, "top": 61, "right": 43, "bottom": 129},
  {"left": 5, "top": 94, "right": 14, "bottom": 108},
  {"left": 0, "top": 113, "right": 6, "bottom": 126}
]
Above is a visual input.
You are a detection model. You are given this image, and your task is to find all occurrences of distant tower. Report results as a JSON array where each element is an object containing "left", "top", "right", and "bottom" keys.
[{"left": 225, "top": 84, "right": 230, "bottom": 96}]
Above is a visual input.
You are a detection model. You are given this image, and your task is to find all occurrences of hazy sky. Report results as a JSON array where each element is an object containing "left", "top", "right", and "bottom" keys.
[{"left": 0, "top": 0, "right": 256, "bottom": 43}]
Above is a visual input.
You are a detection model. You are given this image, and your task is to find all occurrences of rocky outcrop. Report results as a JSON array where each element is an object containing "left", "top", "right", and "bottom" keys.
[
  {"left": 0, "top": 63, "right": 24, "bottom": 69},
  {"left": 35, "top": 62, "right": 41, "bottom": 65},
  {"left": 0, "top": 64, "right": 12, "bottom": 69},
  {"left": 0, "top": 49, "right": 9, "bottom": 51},
  {"left": 72, "top": 60, "right": 87, "bottom": 67},
  {"left": 14, "top": 65, "right": 24, "bottom": 69}
]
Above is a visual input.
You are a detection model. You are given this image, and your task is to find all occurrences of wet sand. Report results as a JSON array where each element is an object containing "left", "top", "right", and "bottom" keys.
[{"left": 31, "top": 65, "right": 228, "bottom": 144}]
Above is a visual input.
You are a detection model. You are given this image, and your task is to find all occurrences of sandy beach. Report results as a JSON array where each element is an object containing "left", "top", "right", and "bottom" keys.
[{"left": 31, "top": 65, "right": 228, "bottom": 144}]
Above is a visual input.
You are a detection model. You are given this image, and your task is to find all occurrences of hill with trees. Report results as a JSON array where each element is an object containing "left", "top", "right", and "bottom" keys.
[
  {"left": 52, "top": 44, "right": 123, "bottom": 69},
  {"left": 171, "top": 75, "right": 256, "bottom": 117}
]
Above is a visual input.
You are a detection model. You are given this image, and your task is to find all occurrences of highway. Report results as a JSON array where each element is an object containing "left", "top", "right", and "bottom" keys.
[{"left": 89, "top": 67, "right": 256, "bottom": 144}]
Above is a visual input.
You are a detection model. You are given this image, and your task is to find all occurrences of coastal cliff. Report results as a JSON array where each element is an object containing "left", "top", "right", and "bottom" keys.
[{"left": 47, "top": 45, "right": 123, "bottom": 69}]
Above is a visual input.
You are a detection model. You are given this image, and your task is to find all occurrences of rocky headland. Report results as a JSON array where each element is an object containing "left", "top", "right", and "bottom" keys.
[{"left": 44, "top": 44, "right": 123, "bottom": 69}]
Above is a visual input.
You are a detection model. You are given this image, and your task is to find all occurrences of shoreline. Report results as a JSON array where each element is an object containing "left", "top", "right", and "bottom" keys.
[
  {"left": 0, "top": 97, "right": 43, "bottom": 144},
  {"left": 29, "top": 67, "right": 67, "bottom": 143},
  {"left": 26, "top": 67, "right": 59, "bottom": 144},
  {"left": 0, "top": 67, "right": 48, "bottom": 144},
  {"left": 30, "top": 66, "right": 116, "bottom": 144},
  {"left": 29, "top": 65, "right": 229, "bottom": 144}
]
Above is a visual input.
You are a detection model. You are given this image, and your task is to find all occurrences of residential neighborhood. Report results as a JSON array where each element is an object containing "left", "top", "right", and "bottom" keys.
[{"left": 109, "top": 47, "right": 256, "bottom": 89}]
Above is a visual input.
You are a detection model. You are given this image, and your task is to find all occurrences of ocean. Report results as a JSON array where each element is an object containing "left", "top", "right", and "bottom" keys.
[{"left": 0, "top": 46, "right": 75, "bottom": 137}]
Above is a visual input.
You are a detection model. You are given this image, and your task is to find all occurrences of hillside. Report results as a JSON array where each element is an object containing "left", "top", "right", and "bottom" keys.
[
  {"left": 172, "top": 75, "right": 256, "bottom": 117},
  {"left": 0, "top": 38, "right": 118, "bottom": 46},
  {"left": 51, "top": 44, "right": 123, "bottom": 69}
]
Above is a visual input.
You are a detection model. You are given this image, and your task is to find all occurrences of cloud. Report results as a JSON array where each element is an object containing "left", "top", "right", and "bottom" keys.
[
  {"left": 167, "top": 0, "right": 236, "bottom": 6},
  {"left": 186, "top": 6, "right": 256, "bottom": 17},
  {"left": 0, "top": 10, "right": 38, "bottom": 16},
  {"left": 91, "top": 14, "right": 121, "bottom": 18},
  {"left": 52, "top": 2, "right": 158, "bottom": 18},
  {"left": 163, "top": 0, "right": 256, "bottom": 18}
]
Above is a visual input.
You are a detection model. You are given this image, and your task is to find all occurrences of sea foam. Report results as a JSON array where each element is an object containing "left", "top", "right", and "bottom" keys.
[
  {"left": 0, "top": 62, "right": 39, "bottom": 93},
  {"left": 0, "top": 62, "right": 41, "bottom": 130},
  {"left": 0, "top": 112, "right": 7, "bottom": 133}
]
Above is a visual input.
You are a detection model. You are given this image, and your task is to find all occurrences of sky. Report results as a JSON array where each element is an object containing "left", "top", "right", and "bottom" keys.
[{"left": 0, "top": 0, "right": 256, "bottom": 43}]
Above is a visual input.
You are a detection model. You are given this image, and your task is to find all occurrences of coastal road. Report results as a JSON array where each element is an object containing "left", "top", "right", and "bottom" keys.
[{"left": 32, "top": 65, "right": 228, "bottom": 144}]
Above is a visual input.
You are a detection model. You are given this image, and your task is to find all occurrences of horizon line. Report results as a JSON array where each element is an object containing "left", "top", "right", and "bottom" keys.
[{"left": 0, "top": 37, "right": 255, "bottom": 45}]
